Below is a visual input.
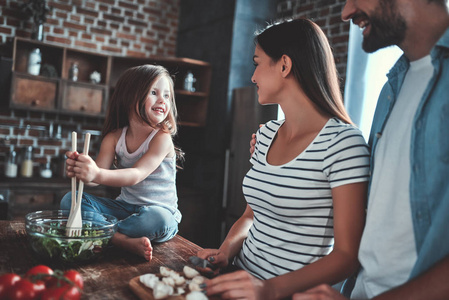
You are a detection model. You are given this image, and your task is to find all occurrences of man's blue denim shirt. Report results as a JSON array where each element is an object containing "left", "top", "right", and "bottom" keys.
[{"left": 368, "top": 28, "right": 449, "bottom": 279}]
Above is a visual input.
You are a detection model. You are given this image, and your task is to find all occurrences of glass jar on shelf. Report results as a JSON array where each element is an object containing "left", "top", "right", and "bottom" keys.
[
  {"left": 40, "top": 156, "right": 53, "bottom": 179},
  {"left": 20, "top": 146, "right": 34, "bottom": 178},
  {"left": 69, "top": 62, "right": 79, "bottom": 81},
  {"left": 27, "top": 48, "right": 42, "bottom": 76},
  {"left": 5, "top": 146, "right": 18, "bottom": 178},
  {"left": 183, "top": 71, "right": 196, "bottom": 92}
]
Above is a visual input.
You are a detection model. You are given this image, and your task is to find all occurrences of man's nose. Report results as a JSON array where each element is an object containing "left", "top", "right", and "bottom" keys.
[{"left": 341, "top": 0, "right": 356, "bottom": 22}]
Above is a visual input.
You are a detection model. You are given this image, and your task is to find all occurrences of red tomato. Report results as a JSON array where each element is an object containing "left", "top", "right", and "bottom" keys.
[
  {"left": 41, "top": 285, "right": 81, "bottom": 300},
  {"left": 31, "top": 280, "right": 46, "bottom": 297},
  {"left": 0, "top": 273, "right": 21, "bottom": 299},
  {"left": 25, "top": 265, "right": 53, "bottom": 278},
  {"left": 44, "top": 276, "right": 58, "bottom": 289},
  {"left": 6, "top": 278, "right": 39, "bottom": 300},
  {"left": 63, "top": 270, "right": 84, "bottom": 290}
]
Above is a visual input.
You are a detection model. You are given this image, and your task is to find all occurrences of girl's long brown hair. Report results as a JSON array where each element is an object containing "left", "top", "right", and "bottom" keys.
[
  {"left": 103, "top": 64, "right": 178, "bottom": 137},
  {"left": 255, "top": 18, "right": 353, "bottom": 124},
  {"left": 103, "top": 64, "right": 184, "bottom": 162}
]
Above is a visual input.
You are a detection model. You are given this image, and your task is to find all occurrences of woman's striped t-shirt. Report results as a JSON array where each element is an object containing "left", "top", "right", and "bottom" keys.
[{"left": 233, "top": 118, "right": 370, "bottom": 280}]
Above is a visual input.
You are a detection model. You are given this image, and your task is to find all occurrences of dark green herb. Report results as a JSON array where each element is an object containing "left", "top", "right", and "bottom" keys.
[{"left": 29, "top": 222, "right": 111, "bottom": 263}]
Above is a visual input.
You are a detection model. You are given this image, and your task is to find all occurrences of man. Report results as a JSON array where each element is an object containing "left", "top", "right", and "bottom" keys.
[{"left": 292, "top": 0, "right": 449, "bottom": 299}]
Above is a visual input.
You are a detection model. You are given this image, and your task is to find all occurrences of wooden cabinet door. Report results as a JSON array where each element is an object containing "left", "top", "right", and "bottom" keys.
[
  {"left": 10, "top": 73, "right": 58, "bottom": 109},
  {"left": 10, "top": 192, "right": 58, "bottom": 220},
  {"left": 61, "top": 81, "right": 105, "bottom": 114}
]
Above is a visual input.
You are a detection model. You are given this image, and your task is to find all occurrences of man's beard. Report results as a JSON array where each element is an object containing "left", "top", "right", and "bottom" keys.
[{"left": 362, "top": 0, "right": 407, "bottom": 53}]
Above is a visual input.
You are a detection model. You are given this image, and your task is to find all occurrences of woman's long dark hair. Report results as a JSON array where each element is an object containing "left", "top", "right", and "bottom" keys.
[{"left": 255, "top": 18, "right": 352, "bottom": 124}]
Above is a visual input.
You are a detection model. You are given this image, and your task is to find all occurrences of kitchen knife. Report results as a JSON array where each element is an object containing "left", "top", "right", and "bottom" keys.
[{"left": 189, "top": 256, "right": 218, "bottom": 270}]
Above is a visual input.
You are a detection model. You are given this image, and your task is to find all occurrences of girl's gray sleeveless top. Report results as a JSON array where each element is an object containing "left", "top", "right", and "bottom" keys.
[{"left": 114, "top": 126, "right": 181, "bottom": 223}]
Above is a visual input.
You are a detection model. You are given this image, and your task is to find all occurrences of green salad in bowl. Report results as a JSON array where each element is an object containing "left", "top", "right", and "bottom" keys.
[{"left": 25, "top": 210, "right": 118, "bottom": 263}]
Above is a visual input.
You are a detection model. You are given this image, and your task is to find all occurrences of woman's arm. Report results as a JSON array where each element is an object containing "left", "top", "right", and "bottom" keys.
[
  {"left": 204, "top": 181, "right": 367, "bottom": 300},
  {"left": 198, "top": 204, "right": 254, "bottom": 268},
  {"left": 220, "top": 204, "right": 255, "bottom": 260}
]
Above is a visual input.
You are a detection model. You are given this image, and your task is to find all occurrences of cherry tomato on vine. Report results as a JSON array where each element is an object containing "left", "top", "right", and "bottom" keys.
[
  {"left": 0, "top": 273, "right": 21, "bottom": 299},
  {"left": 63, "top": 270, "right": 84, "bottom": 290},
  {"left": 25, "top": 265, "right": 54, "bottom": 286},
  {"left": 25, "top": 265, "right": 54, "bottom": 278},
  {"left": 6, "top": 277, "right": 44, "bottom": 300},
  {"left": 41, "top": 285, "right": 81, "bottom": 300}
]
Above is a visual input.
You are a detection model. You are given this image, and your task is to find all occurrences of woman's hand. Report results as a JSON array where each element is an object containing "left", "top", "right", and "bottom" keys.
[
  {"left": 197, "top": 248, "right": 229, "bottom": 274},
  {"left": 292, "top": 284, "right": 348, "bottom": 300},
  {"left": 203, "top": 270, "right": 273, "bottom": 300}
]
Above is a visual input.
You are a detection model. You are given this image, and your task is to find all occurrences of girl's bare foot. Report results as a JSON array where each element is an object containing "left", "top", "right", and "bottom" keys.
[{"left": 111, "top": 232, "right": 153, "bottom": 261}]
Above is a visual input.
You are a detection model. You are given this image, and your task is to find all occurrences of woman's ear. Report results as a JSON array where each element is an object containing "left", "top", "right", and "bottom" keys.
[{"left": 280, "top": 55, "right": 292, "bottom": 78}]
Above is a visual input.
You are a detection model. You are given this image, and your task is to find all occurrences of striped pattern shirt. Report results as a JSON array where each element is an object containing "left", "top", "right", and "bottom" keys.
[{"left": 234, "top": 118, "right": 370, "bottom": 279}]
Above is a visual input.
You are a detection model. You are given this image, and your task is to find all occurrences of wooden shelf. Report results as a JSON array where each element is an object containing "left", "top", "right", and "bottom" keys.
[
  {"left": 176, "top": 90, "right": 208, "bottom": 97},
  {"left": 7, "top": 37, "right": 211, "bottom": 126},
  {"left": 178, "top": 121, "right": 205, "bottom": 127}
]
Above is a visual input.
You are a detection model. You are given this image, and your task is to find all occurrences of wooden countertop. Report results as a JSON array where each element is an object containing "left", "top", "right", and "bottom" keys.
[{"left": 0, "top": 220, "right": 204, "bottom": 299}]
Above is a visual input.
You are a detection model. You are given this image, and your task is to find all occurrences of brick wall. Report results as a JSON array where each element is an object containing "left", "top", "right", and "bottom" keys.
[
  {"left": 0, "top": 0, "right": 179, "bottom": 56},
  {"left": 277, "top": 0, "right": 349, "bottom": 84},
  {"left": 0, "top": 0, "right": 179, "bottom": 177},
  {"left": 0, "top": 0, "right": 350, "bottom": 178}
]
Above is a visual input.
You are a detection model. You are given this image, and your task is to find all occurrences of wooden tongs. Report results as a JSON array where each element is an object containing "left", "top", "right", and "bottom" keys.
[{"left": 66, "top": 131, "right": 91, "bottom": 237}]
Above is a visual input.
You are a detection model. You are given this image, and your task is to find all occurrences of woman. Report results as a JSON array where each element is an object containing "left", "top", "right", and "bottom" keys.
[{"left": 197, "top": 18, "right": 370, "bottom": 299}]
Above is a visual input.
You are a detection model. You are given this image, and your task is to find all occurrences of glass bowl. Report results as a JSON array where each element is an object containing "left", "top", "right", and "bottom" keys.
[{"left": 25, "top": 210, "right": 118, "bottom": 264}]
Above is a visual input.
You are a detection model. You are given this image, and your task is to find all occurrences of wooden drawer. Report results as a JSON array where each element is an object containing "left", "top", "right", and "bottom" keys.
[
  {"left": 9, "top": 192, "right": 59, "bottom": 220},
  {"left": 61, "top": 81, "right": 105, "bottom": 114},
  {"left": 10, "top": 73, "right": 58, "bottom": 109}
]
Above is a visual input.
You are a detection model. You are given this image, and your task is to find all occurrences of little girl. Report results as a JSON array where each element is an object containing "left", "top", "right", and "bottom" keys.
[{"left": 61, "top": 64, "right": 182, "bottom": 261}]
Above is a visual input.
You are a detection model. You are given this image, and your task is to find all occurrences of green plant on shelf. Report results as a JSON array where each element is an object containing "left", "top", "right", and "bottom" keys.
[{"left": 20, "top": 0, "right": 52, "bottom": 40}]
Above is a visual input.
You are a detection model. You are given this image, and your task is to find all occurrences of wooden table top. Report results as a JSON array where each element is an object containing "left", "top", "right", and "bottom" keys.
[{"left": 0, "top": 220, "right": 204, "bottom": 299}]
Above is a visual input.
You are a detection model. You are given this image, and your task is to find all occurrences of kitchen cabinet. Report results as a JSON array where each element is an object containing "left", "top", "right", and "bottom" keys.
[
  {"left": 10, "top": 73, "right": 58, "bottom": 110},
  {"left": 61, "top": 80, "right": 106, "bottom": 114},
  {"left": 7, "top": 37, "right": 211, "bottom": 126},
  {"left": 0, "top": 177, "right": 120, "bottom": 220}
]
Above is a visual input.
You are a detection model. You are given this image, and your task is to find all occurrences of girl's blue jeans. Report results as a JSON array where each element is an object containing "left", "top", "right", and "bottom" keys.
[{"left": 60, "top": 192, "right": 178, "bottom": 243}]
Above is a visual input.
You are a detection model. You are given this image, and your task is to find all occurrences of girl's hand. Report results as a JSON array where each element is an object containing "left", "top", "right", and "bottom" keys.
[
  {"left": 73, "top": 153, "right": 100, "bottom": 184},
  {"left": 197, "top": 249, "right": 229, "bottom": 269},
  {"left": 249, "top": 133, "right": 256, "bottom": 156},
  {"left": 203, "top": 270, "right": 273, "bottom": 300},
  {"left": 65, "top": 151, "right": 79, "bottom": 178},
  {"left": 249, "top": 124, "right": 262, "bottom": 156},
  {"left": 292, "top": 284, "right": 348, "bottom": 300}
]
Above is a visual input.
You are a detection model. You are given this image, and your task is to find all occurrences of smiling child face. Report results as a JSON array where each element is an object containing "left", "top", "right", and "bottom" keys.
[{"left": 144, "top": 76, "right": 171, "bottom": 126}]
